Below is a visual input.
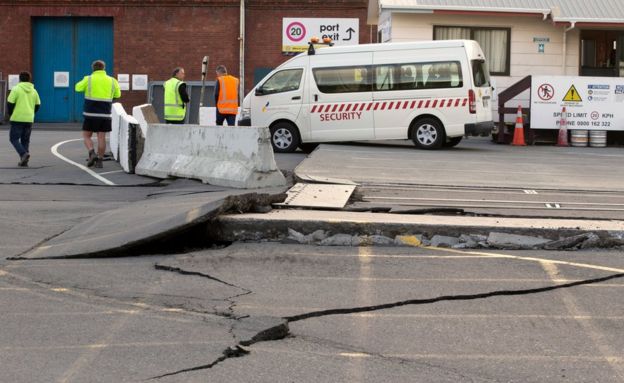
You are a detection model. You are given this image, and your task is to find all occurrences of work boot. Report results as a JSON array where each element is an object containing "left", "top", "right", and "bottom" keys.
[
  {"left": 86, "top": 149, "right": 97, "bottom": 167},
  {"left": 95, "top": 157, "right": 103, "bottom": 169},
  {"left": 18, "top": 153, "right": 30, "bottom": 167}
]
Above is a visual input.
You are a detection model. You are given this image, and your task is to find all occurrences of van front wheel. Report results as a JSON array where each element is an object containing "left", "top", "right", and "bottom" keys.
[
  {"left": 411, "top": 118, "right": 445, "bottom": 150},
  {"left": 270, "top": 122, "right": 300, "bottom": 153}
]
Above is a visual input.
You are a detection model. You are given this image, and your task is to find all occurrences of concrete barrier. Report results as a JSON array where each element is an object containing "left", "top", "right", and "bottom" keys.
[
  {"left": 135, "top": 124, "right": 286, "bottom": 188},
  {"left": 111, "top": 103, "right": 127, "bottom": 161},
  {"left": 132, "top": 104, "right": 160, "bottom": 137}
]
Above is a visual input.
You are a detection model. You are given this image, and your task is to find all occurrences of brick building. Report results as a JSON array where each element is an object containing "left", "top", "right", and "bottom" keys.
[{"left": 0, "top": 0, "right": 372, "bottom": 122}]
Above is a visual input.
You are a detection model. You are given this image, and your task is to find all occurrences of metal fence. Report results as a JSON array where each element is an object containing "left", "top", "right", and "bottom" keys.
[{"left": 147, "top": 80, "right": 216, "bottom": 124}]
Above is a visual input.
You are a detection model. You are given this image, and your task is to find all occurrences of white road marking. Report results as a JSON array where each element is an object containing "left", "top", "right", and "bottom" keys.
[
  {"left": 98, "top": 170, "right": 124, "bottom": 175},
  {"left": 50, "top": 139, "right": 116, "bottom": 186}
]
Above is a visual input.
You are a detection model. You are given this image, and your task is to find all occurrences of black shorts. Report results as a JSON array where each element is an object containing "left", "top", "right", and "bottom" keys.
[{"left": 82, "top": 118, "right": 112, "bottom": 133}]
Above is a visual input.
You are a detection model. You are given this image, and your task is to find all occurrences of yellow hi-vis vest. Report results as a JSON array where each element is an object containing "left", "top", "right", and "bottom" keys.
[
  {"left": 164, "top": 78, "right": 186, "bottom": 121},
  {"left": 217, "top": 75, "right": 239, "bottom": 115},
  {"left": 75, "top": 70, "right": 121, "bottom": 119}
]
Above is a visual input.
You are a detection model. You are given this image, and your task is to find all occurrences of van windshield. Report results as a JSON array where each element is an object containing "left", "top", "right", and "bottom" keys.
[{"left": 472, "top": 60, "right": 490, "bottom": 87}]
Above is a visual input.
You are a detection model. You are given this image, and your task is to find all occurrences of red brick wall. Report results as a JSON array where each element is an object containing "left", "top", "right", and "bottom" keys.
[{"left": 0, "top": 1, "right": 371, "bottom": 112}]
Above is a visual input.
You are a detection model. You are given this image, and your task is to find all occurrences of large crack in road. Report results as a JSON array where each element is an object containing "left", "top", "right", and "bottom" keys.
[{"left": 150, "top": 262, "right": 624, "bottom": 380}]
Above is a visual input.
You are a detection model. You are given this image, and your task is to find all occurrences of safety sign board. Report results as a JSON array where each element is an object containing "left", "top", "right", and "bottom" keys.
[
  {"left": 531, "top": 76, "right": 624, "bottom": 130},
  {"left": 282, "top": 18, "right": 359, "bottom": 53}
]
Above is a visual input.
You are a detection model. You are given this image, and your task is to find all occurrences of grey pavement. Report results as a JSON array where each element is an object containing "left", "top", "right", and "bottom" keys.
[
  {"left": 2, "top": 126, "right": 624, "bottom": 382},
  {"left": 4, "top": 243, "right": 622, "bottom": 382}
]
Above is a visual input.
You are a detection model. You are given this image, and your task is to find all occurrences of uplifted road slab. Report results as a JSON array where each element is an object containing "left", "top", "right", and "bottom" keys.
[{"left": 14, "top": 189, "right": 285, "bottom": 259}]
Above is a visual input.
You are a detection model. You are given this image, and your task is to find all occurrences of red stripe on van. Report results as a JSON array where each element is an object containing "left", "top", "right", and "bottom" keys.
[
  {"left": 425, "top": 100, "right": 431, "bottom": 108},
  {"left": 448, "top": 99, "right": 454, "bottom": 108},
  {"left": 432, "top": 99, "right": 438, "bottom": 108},
  {"left": 402, "top": 101, "right": 409, "bottom": 109},
  {"left": 360, "top": 103, "right": 366, "bottom": 111},
  {"left": 410, "top": 101, "right": 416, "bottom": 109},
  {"left": 454, "top": 99, "right": 460, "bottom": 107},
  {"left": 462, "top": 98, "right": 468, "bottom": 107},
  {"left": 382, "top": 102, "right": 388, "bottom": 110},
  {"left": 367, "top": 103, "right": 374, "bottom": 111},
  {"left": 388, "top": 102, "right": 394, "bottom": 109},
  {"left": 439, "top": 99, "right": 446, "bottom": 107},
  {"left": 345, "top": 104, "right": 352, "bottom": 112},
  {"left": 338, "top": 104, "right": 345, "bottom": 112},
  {"left": 418, "top": 100, "right": 424, "bottom": 108},
  {"left": 311, "top": 105, "right": 317, "bottom": 113},
  {"left": 396, "top": 102, "right": 402, "bottom": 109},
  {"left": 331, "top": 104, "right": 338, "bottom": 112},
  {"left": 374, "top": 103, "right": 380, "bottom": 111}
]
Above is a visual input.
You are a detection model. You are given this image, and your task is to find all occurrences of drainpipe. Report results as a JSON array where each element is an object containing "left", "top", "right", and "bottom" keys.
[
  {"left": 562, "top": 21, "right": 576, "bottom": 75},
  {"left": 239, "top": 0, "right": 245, "bottom": 102}
]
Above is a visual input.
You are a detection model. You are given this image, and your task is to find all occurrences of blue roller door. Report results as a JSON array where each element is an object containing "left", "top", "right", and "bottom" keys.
[{"left": 33, "top": 17, "right": 113, "bottom": 122}]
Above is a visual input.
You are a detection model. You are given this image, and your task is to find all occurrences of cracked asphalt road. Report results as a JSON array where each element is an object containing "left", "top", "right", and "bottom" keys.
[
  {"left": 3, "top": 243, "right": 624, "bottom": 382},
  {"left": 2, "top": 129, "right": 624, "bottom": 382}
]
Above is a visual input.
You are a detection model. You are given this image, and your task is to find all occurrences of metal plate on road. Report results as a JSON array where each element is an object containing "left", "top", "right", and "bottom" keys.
[{"left": 277, "top": 183, "right": 356, "bottom": 209}]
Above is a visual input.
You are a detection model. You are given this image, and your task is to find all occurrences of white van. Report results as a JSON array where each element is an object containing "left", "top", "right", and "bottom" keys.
[{"left": 239, "top": 40, "right": 493, "bottom": 152}]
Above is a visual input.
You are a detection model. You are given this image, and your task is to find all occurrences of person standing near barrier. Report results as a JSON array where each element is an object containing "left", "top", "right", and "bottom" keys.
[
  {"left": 164, "top": 67, "right": 189, "bottom": 124},
  {"left": 7, "top": 71, "right": 41, "bottom": 167},
  {"left": 75, "top": 60, "right": 121, "bottom": 168},
  {"left": 214, "top": 65, "right": 239, "bottom": 126}
]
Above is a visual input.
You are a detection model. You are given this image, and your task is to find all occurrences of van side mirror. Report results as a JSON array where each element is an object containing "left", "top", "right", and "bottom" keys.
[{"left": 255, "top": 88, "right": 265, "bottom": 96}]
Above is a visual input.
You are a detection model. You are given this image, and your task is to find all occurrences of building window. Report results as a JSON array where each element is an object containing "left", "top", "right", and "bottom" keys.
[{"left": 434, "top": 26, "right": 510, "bottom": 76}]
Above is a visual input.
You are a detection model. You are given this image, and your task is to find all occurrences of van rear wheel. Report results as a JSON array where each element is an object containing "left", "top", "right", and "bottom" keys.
[
  {"left": 411, "top": 118, "right": 445, "bottom": 149},
  {"left": 270, "top": 122, "right": 300, "bottom": 153}
]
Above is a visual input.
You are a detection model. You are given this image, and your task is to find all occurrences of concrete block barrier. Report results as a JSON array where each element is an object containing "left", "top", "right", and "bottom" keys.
[
  {"left": 111, "top": 103, "right": 127, "bottom": 161},
  {"left": 132, "top": 104, "right": 160, "bottom": 137},
  {"left": 135, "top": 124, "right": 286, "bottom": 188}
]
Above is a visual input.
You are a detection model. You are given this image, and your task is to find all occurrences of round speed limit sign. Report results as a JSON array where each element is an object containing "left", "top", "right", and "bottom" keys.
[{"left": 286, "top": 21, "right": 306, "bottom": 42}]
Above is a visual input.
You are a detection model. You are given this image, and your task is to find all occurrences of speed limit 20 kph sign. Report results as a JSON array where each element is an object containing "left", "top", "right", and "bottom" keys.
[{"left": 286, "top": 21, "right": 306, "bottom": 42}]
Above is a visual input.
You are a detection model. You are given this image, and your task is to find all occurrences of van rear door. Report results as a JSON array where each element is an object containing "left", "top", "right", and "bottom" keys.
[{"left": 471, "top": 59, "right": 493, "bottom": 124}]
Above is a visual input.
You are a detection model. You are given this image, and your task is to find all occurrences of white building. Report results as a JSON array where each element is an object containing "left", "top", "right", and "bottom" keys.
[{"left": 368, "top": 0, "right": 624, "bottom": 99}]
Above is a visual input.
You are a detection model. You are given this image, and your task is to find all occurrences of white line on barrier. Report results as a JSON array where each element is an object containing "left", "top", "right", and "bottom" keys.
[{"left": 50, "top": 139, "right": 116, "bottom": 186}]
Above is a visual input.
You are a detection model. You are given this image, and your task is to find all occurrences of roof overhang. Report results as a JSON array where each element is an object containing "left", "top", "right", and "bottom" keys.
[{"left": 370, "top": 1, "right": 624, "bottom": 27}]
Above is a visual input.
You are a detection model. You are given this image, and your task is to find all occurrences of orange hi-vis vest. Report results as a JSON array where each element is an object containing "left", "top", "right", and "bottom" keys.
[{"left": 217, "top": 75, "right": 239, "bottom": 115}]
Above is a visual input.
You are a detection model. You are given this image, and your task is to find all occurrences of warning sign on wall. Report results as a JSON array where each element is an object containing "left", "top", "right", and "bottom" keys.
[
  {"left": 531, "top": 76, "right": 624, "bottom": 130},
  {"left": 282, "top": 18, "right": 359, "bottom": 53}
]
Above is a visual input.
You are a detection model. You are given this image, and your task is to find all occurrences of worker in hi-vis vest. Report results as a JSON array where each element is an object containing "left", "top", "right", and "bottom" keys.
[
  {"left": 7, "top": 71, "right": 41, "bottom": 167},
  {"left": 75, "top": 60, "right": 121, "bottom": 169},
  {"left": 163, "top": 67, "right": 190, "bottom": 124},
  {"left": 214, "top": 65, "right": 239, "bottom": 126}
]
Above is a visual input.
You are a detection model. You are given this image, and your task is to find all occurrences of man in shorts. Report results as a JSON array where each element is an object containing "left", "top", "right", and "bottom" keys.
[{"left": 75, "top": 60, "right": 121, "bottom": 168}]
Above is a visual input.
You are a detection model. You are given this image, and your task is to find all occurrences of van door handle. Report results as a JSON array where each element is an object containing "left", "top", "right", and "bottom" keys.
[
  {"left": 314, "top": 94, "right": 318, "bottom": 102},
  {"left": 292, "top": 96, "right": 301, "bottom": 100}
]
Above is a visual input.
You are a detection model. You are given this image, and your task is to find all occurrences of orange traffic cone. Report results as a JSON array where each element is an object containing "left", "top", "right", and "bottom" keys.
[
  {"left": 511, "top": 105, "right": 526, "bottom": 146},
  {"left": 556, "top": 106, "right": 569, "bottom": 147}
]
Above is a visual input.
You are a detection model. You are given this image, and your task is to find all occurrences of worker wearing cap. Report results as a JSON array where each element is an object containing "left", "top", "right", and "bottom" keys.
[
  {"left": 75, "top": 60, "right": 121, "bottom": 168},
  {"left": 163, "top": 67, "right": 190, "bottom": 124},
  {"left": 214, "top": 65, "right": 239, "bottom": 126}
]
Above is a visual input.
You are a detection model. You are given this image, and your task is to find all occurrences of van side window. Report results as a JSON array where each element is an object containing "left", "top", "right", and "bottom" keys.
[
  {"left": 378, "top": 61, "right": 463, "bottom": 91},
  {"left": 259, "top": 69, "right": 303, "bottom": 95},
  {"left": 375, "top": 66, "right": 395, "bottom": 91},
  {"left": 313, "top": 66, "right": 372, "bottom": 93}
]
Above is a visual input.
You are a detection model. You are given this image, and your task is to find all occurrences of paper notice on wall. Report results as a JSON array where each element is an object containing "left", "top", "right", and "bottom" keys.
[
  {"left": 118, "top": 74, "right": 130, "bottom": 91},
  {"left": 54, "top": 72, "right": 70, "bottom": 87},
  {"left": 132, "top": 75, "right": 148, "bottom": 91},
  {"left": 8, "top": 75, "right": 19, "bottom": 90}
]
